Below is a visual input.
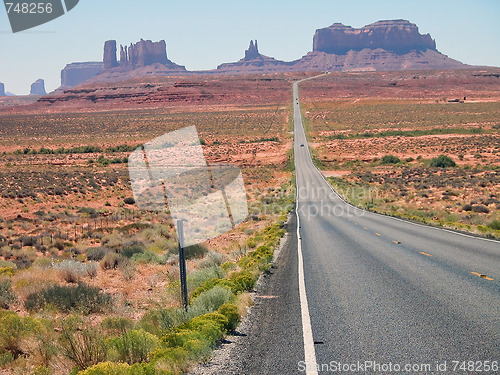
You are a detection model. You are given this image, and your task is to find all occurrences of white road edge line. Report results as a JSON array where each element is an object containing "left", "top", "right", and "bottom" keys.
[
  {"left": 293, "top": 76, "right": 327, "bottom": 375},
  {"left": 296, "top": 200, "right": 318, "bottom": 375}
]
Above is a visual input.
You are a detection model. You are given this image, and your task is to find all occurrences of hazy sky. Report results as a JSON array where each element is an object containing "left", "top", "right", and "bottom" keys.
[{"left": 1, "top": 0, "right": 499, "bottom": 95}]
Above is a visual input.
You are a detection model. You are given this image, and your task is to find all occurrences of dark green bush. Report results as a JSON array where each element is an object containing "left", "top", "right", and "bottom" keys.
[
  {"left": 380, "top": 155, "right": 401, "bottom": 164},
  {"left": 86, "top": 247, "right": 112, "bottom": 261},
  {"left": 430, "top": 155, "right": 456, "bottom": 168},
  {"left": 487, "top": 220, "right": 500, "bottom": 230},
  {"left": 462, "top": 204, "right": 473, "bottom": 211},
  {"left": 123, "top": 197, "right": 136, "bottom": 205},
  {"left": 122, "top": 244, "right": 144, "bottom": 258},
  {"left": 472, "top": 204, "right": 490, "bottom": 213},
  {"left": 184, "top": 244, "right": 209, "bottom": 260},
  {"left": 25, "top": 283, "right": 112, "bottom": 313}
]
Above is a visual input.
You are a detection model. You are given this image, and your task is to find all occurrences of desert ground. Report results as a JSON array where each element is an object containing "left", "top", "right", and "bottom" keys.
[
  {"left": 0, "top": 68, "right": 498, "bottom": 374},
  {"left": 299, "top": 68, "right": 500, "bottom": 236},
  {"left": 0, "top": 74, "right": 302, "bottom": 374}
]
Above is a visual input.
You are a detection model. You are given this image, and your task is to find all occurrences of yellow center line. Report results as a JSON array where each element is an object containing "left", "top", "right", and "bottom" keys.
[
  {"left": 471, "top": 272, "right": 494, "bottom": 281},
  {"left": 363, "top": 227, "right": 367, "bottom": 230},
  {"left": 392, "top": 240, "right": 401, "bottom": 244},
  {"left": 375, "top": 233, "right": 381, "bottom": 236},
  {"left": 420, "top": 252, "right": 432, "bottom": 257}
]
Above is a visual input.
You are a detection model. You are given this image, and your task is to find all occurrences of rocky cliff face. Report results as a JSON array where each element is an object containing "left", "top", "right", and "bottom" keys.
[
  {"left": 119, "top": 39, "right": 170, "bottom": 70},
  {"left": 313, "top": 20, "right": 436, "bottom": 54},
  {"left": 103, "top": 40, "right": 118, "bottom": 69},
  {"left": 0, "top": 83, "right": 5, "bottom": 96},
  {"left": 30, "top": 79, "right": 46, "bottom": 95},
  {"left": 61, "top": 62, "right": 103, "bottom": 88}
]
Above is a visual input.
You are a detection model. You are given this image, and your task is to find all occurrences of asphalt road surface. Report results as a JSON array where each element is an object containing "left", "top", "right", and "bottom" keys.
[{"left": 191, "top": 76, "right": 499, "bottom": 375}]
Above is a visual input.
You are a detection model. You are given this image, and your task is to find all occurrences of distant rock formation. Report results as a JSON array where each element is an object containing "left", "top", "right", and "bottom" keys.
[
  {"left": 103, "top": 40, "right": 118, "bottom": 69},
  {"left": 30, "top": 79, "right": 46, "bottom": 95},
  {"left": 244, "top": 40, "right": 260, "bottom": 60},
  {"left": 118, "top": 39, "right": 171, "bottom": 70},
  {"left": 217, "top": 40, "right": 290, "bottom": 73},
  {"left": 0, "top": 82, "right": 5, "bottom": 96},
  {"left": 313, "top": 20, "right": 436, "bottom": 54},
  {"left": 60, "top": 62, "right": 104, "bottom": 88},
  {"left": 217, "top": 21, "right": 465, "bottom": 74}
]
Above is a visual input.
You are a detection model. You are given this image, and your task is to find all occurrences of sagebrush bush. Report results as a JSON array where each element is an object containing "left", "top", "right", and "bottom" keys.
[
  {"left": 190, "top": 286, "right": 234, "bottom": 316},
  {"left": 100, "top": 252, "right": 124, "bottom": 270},
  {"left": 86, "top": 247, "right": 112, "bottom": 261},
  {"left": 100, "top": 316, "right": 134, "bottom": 335},
  {"left": 0, "top": 312, "right": 38, "bottom": 358},
  {"left": 109, "top": 329, "right": 159, "bottom": 364},
  {"left": 24, "top": 282, "right": 112, "bottom": 313},
  {"left": 190, "top": 278, "right": 238, "bottom": 302},
  {"left": 59, "top": 317, "right": 107, "bottom": 371},
  {"left": 0, "top": 280, "right": 16, "bottom": 309},
  {"left": 54, "top": 260, "right": 94, "bottom": 283}
]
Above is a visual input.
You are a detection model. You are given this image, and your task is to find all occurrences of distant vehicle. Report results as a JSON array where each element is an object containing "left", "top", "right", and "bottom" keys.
[{"left": 300, "top": 144, "right": 304, "bottom": 147}]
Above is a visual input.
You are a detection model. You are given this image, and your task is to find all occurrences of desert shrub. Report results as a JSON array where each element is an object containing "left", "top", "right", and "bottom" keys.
[
  {"left": 180, "top": 312, "right": 228, "bottom": 345},
  {"left": 54, "top": 260, "right": 91, "bottom": 283},
  {"left": 184, "top": 244, "right": 209, "bottom": 260},
  {"left": 12, "top": 248, "right": 37, "bottom": 269},
  {"left": 77, "top": 207, "right": 98, "bottom": 218},
  {"left": 138, "top": 308, "right": 188, "bottom": 336},
  {"left": 197, "top": 252, "right": 224, "bottom": 269},
  {"left": 100, "top": 252, "right": 124, "bottom": 270},
  {"left": 187, "top": 267, "right": 224, "bottom": 293},
  {"left": 190, "top": 286, "right": 234, "bottom": 316},
  {"left": 59, "top": 317, "right": 107, "bottom": 371},
  {"left": 0, "top": 312, "right": 38, "bottom": 358},
  {"left": 380, "top": 155, "right": 401, "bottom": 164},
  {"left": 472, "top": 204, "right": 490, "bottom": 213},
  {"left": 86, "top": 247, "right": 112, "bottom": 261},
  {"left": 101, "top": 316, "right": 134, "bottom": 335},
  {"left": 462, "top": 204, "right": 473, "bottom": 211},
  {"left": 24, "top": 282, "right": 112, "bottom": 313},
  {"left": 430, "top": 155, "right": 456, "bottom": 168},
  {"left": 123, "top": 197, "right": 136, "bottom": 205},
  {"left": 229, "top": 271, "right": 258, "bottom": 292},
  {"left": 487, "top": 220, "right": 500, "bottom": 230},
  {"left": 109, "top": 329, "right": 160, "bottom": 364},
  {"left": 101, "top": 231, "right": 123, "bottom": 249},
  {"left": 190, "top": 278, "right": 238, "bottom": 302},
  {"left": 131, "top": 251, "right": 168, "bottom": 265},
  {"left": 0, "top": 280, "right": 16, "bottom": 309},
  {"left": 217, "top": 303, "right": 240, "bottom": 331},
  {"left": 122, "top": 244, "right": 144, "bottom": 258},
  {"left": 76, "top": 362, "right": 158, "bottom": 375}
]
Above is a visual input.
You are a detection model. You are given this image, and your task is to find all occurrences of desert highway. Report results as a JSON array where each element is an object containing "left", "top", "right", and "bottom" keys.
[
  {"left": 292, "top": 77, "right": 500, "bottom": 374},
  {"left": 191, "top": 78, "right": 499, "bottom": 375}
]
